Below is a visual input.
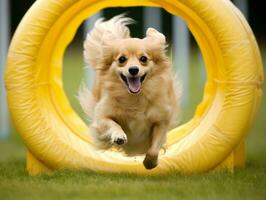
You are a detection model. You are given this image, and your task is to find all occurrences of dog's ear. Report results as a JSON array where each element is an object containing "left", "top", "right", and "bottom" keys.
[
  {"left": 102, "top": 30, "right": 117, "bottom": 45},
  {"left": 145, "top": 28, "right": 166, "bottom": 46},
  {"left": 84, "top": 29, "right": 119, "bottom": 71},
  {"left": 143, "top": 28, "right": 168, "bottom": 63}
]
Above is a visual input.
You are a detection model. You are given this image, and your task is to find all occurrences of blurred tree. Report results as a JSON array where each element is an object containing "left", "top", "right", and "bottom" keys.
[
  {"left": 249, "top": 0, "right": 266, "bottom": 42},
  {"left": 10, "top": 0, "right": 34, "bottom": 34}
]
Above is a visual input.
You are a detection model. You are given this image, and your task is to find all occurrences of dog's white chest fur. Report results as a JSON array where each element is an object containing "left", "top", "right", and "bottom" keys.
[
  {"left": 119, "top": 113, "right": 152, "bottom": 155},
  {"left": 128, "top": 119, "right": 149, "bottom": 141}
]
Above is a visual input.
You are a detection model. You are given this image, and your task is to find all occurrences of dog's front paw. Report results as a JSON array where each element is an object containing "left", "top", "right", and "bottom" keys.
[
  {"left": 111, "top": 133, "right": 127, "bottom": 146},
  {"left": 143, "top": 153, "right": 158, "bottom": 169}
]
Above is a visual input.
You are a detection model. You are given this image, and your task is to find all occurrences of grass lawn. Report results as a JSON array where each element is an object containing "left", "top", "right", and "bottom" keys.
[{"left": 0, "top": 44, "right": 265, "bottom": 200}]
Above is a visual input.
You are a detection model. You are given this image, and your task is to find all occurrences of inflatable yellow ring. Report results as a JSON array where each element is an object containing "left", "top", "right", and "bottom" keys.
[{"left": 5, "top": 0, "right": 263, "bottom": 175}]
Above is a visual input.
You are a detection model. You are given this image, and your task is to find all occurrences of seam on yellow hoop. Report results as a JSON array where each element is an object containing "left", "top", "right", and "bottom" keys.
[{"left": 213, "top": 79, "right": 263, "bottom": 86}]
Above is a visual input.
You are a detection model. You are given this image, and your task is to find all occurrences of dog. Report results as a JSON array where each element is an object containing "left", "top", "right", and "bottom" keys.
[{"left": 78, "top": 14, "right": 181, "bottom": 169}]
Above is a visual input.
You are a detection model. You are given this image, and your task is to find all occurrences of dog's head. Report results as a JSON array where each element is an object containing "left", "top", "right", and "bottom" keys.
[{"left": 96, "top": 28, "right": 169, "bottom": 94}]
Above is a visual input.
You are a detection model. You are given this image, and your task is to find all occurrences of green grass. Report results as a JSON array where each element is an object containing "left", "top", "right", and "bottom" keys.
[
  {"left": 0, "top": 44, "right": 265, "bottom": 199},
  {"left": 0, "top": 161, "right": 265, "bottom": 200}
]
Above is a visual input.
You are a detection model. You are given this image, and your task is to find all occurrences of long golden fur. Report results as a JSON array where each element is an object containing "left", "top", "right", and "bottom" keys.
[{"left": 78, "top": 15, "right": 181, "bottom": 169}]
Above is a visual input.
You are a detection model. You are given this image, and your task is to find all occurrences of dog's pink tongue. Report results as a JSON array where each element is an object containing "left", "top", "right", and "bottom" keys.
[{"left": 127, "top": 77, "right": 141, "bottom": 93}]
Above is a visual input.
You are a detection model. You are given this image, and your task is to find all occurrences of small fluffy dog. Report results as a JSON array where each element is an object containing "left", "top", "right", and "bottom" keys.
[{"left": 78, "top": 15, "right": 181, "bottom": 169}]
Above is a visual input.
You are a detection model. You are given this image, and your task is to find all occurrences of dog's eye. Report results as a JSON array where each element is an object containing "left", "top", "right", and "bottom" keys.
[
  {"left": 118, "top": 56, "right": 127, "bottom": 64},
  {"left": 139, "top": 56, "right": 148, "bottom": 63}
]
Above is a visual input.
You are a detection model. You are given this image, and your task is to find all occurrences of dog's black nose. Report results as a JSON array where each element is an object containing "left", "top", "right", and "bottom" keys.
[
  {"left": 128, "top": 67, "right": 139, "bottom": 76},
  {"left": 115, "top": 138, "right": 125, "bottom": 145}
]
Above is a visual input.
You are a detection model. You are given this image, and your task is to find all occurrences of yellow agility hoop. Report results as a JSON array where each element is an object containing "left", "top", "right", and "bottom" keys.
[{"left": 5, "top": 0, "right": 263, "bottom": 175}]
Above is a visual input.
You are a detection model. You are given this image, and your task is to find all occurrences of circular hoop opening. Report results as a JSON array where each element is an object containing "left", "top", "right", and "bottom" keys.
[{"left": 36, "top": 0, "right": 220, "bottom": 146}]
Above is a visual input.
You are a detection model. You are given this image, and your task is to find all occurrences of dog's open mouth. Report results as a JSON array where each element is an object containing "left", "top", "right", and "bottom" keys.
[{"left": 120, "top": 74, "right": 146, "bottom": 94}]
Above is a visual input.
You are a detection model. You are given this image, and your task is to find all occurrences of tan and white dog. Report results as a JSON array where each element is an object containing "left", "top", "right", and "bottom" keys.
[{"left": 78, "top": 15, "right": 181, "bottom": 169}]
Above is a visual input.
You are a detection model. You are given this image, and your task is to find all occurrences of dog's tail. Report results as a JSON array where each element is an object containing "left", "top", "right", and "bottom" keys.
[
  {"left": 77, "top": 84, "right": 96, "bottom": 120},
  {"left": 84, "top": 14, "right": 134, "bottom": 69}
]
